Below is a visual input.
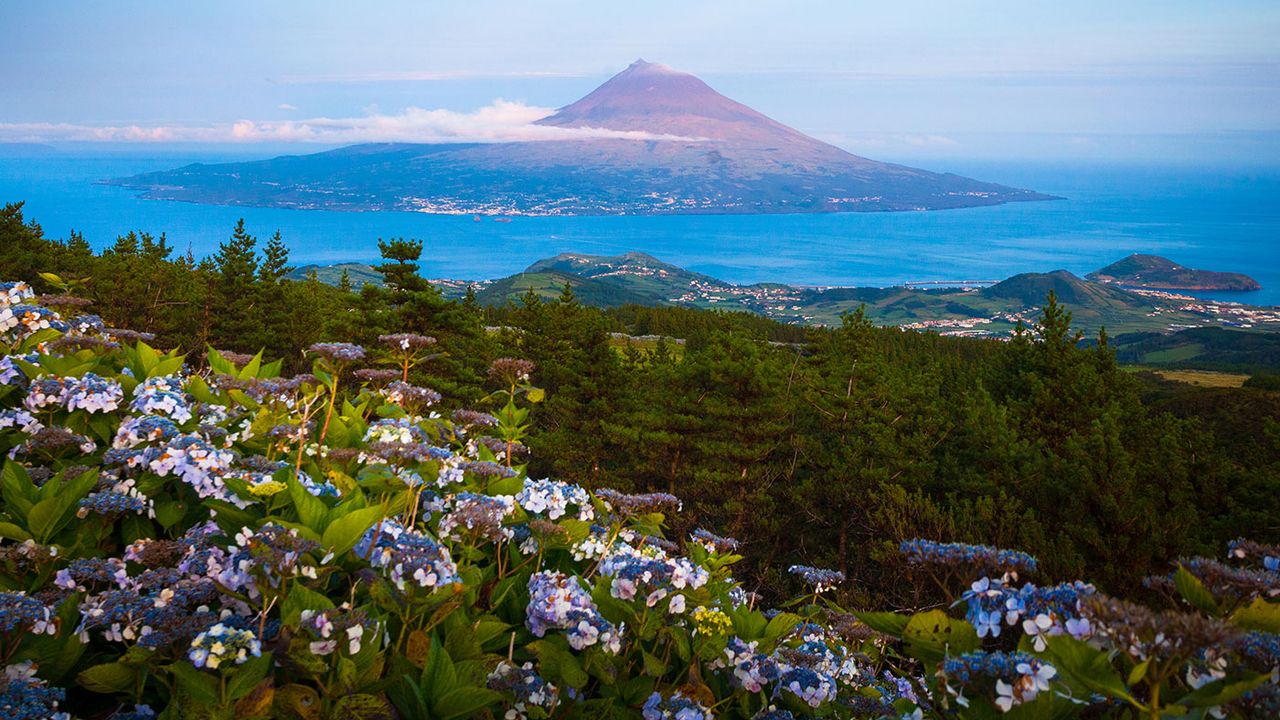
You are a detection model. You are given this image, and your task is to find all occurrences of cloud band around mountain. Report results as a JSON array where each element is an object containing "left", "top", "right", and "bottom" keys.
[{"left": 0, "top": 100, "right": 704, "bottom": 144}]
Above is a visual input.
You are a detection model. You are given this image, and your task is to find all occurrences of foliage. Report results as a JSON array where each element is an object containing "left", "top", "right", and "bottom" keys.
[{"left": 0, "top": 279, "right": 1275, "bottom": 720}]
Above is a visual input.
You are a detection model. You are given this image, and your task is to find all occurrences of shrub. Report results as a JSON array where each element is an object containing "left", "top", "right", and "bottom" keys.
[{"left": 0, "top": 280, "right": 1275, "bottom": 719}]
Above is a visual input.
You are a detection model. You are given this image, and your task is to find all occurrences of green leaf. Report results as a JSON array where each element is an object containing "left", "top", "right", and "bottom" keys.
[
  {"left": 1231, "top": 597, "right": 1280, "bottom": 633},
  {"left": 641, "top": 650, "right": 666, "bottom": 677},
  {"left": 1174, "top": 565, "right": 1220, "bottom": 616},
  {"left": 763, "top": 611, "right": 802, "bottom": 644},
  {"left": 1, "top": 461, "right": 37, "bottom": 519},
  {"left": 77, "top": 662, "right": 138, "bottom": 694},
  {"left": 1173, "top": 672, "right": 1270, "bottom": 709},
  {"left": 280, "top": 585, "right": 335, "bottom": 626},
  {"left": 332, "top": 693, "right": 393, "bottom": 720},
  {"left": 321, "top": 506, "right": 384, "bottom": 557},
  {"left": 422, "top": 640, "right": 459, "bottom": 696},
  {"left": 530, "top": 638, "right": 588, "bottom": 689},
  {"left": 0, "top": 521, "right": 31, "bottom": 541},
  {"left": 433, "top": 687, "right": 502, "bottom": 720},
  {"left": 287, "top": 470, "right": 329, "bottom": 533},
  {"left": 226, "top": 652, "right": 273, "bottom": 701},
  {"left": 170, "top": 662, "right": 220, "bottom": 706},
  {"left": 27, "top": 498, "right": 66, "bottom": 543},
  {"left": 1127, "top": 659, "right": 1150, "bottom": 686},
  {"left": 1043, "top": 635, "right": 1138, "bottom": 706},
  {"left": 853, "top": 610, "right": 910, "bottom": 638},
  {"left": 902, "top": 610, "right": 980, "bottom": 664}
]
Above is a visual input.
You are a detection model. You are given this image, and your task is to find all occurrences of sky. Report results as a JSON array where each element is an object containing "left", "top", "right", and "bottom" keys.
[{"left": 2, "top": 0, "right": 1278, "bottom": 162}]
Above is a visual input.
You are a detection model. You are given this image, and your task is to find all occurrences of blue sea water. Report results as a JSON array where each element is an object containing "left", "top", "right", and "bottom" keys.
[{"left": 1, "top": 151, "right": 1277, "bottom": 306}]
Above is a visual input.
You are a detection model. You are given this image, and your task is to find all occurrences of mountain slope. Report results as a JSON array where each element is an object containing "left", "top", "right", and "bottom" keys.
[
  {"left": 1087, "top": 254, "right": 1261, "bottom": 291},
  {"left": 111, "top": 60, "right": 1055, "bottom": 215}
]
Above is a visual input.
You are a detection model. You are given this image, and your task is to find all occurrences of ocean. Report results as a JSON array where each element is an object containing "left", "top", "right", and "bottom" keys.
[{"left": 2, "top": 151, "right": 1277, "bottom": 306}]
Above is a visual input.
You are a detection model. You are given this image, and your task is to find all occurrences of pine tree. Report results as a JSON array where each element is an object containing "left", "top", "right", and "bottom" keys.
[
  {"left": 559, "top": 282, "right": 577, "bottom": 305},
  {"left": 214, "top": 219, "right": 258, "bottom": 285},
  {"left": 374, "top": 237, "right": 427, "bottom": 293},
  {"left": 258, "top": 230, "right": 293, "bottom": 283},
  {"left": 338, "top": 268, "right": 353, "bottom": 293}
]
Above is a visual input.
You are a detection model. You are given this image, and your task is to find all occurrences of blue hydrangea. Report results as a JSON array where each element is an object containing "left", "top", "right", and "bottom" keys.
[{"left": 642, "top": 691, "right": 712, "bottom": 720}]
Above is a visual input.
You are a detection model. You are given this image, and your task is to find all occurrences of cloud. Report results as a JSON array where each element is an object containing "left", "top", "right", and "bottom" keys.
[
  {"left": 277, "top": 70, "right": 590, "bottom": 85},
  {"left": 277, "top": 103, "right": 298, "bottom": 111},
  {"left": 0, "top": 101, "right": 704, "bottom": 145}
]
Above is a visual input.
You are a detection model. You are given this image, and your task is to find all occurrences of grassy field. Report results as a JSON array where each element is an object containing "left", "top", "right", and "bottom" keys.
[{"left": 1151, "top": 369, "right": 1250, "bottom": 388}]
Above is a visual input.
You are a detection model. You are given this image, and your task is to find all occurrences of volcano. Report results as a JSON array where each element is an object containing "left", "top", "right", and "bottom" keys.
[{"left": 112, "top": 60, "right": 1055, "bottom": 215}]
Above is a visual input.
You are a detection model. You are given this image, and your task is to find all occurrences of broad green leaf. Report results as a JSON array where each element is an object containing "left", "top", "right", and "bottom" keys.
[
  {"left": 853, "top": 610, "right": 910, "bottom": 638},
  {"left": 226, "top": 652, "right": 273, "bottom": 701},
  {"left": 1173, "top": 672, "right": 1270, "bottom": 709},
  {"left": 423, "top": 640, "right": 459, "bottom": 695},
  {"left": 321, "top": 506, "right": 384, "bottom": 557},
  {"left": 1043, "top": 635, "right": 1138, "bottom": 705},
  {"left": 169, "top": 662, "right": 219, "bottom": 705},
  {"left": 1174, "top": 565, "right": 1220, "bottom": 616},
  {"left": 280, "top": 585, "right": 335, "bottom": 625},
  {"left": 287, "top": 471, "right": 329, "bottom": 533},
  {"left": 1231, "top": 597, "right": 1280, "bottom": 633},
  {"left": 77, "top": 662, "right": 138, "bottom": 694},
  {"left": 433, "top": 687, "right": 502, "bottom": 720},
  {"left": 902, "top": 610, "right": 979, "bottom": 664},
  {"left": 332, "top": 693, "right": 393, "bottom": 720}
]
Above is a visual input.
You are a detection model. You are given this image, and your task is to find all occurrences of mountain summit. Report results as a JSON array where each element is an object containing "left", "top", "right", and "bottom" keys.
[
  {"left": 112, "top": 60, "right": 1056, "bottom": 215},
  {"left": 536, "top": 59, "right": 811, "bottom": 146}
]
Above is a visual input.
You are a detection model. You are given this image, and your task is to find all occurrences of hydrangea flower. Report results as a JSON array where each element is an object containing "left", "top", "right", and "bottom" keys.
[
  {"left": 789, "top": 564, "right": 844, "bottom": 593},
  {"left": 642, "top": 691, "right": 712, "bottom": 720},
  {"left": 487, "top": 661, "right": 559, "bottom": 719},
  {"left": 516, "top": 478, "right": 594, "bottom": 521},
  {"left": 63, "top": 372, "right": 124, "bottom": 413},
  {"left": 941, "top": 651, "right": 1057, "bottom": 712},
  {"left": 900, "top": 539, "right": 1038, "bottom": 577},
  {"left": 0, "top": 591, "right": 56, "bottom": 635},
  {"left": 149, "top": 434, "right": 234, "bottom": 500},
  {"left": 355, "top": 519, "right": 461, "bottom": 591},
  {"left": 130, "top": 375, "right": 192, "bottom": 422},
  {"left": 188, "top": 623, "right": 261, "bottom": 669},
  {"left": 0, "top": 663, "right": 69, "bottom": 720},
  {"left": 439, "top": 493, "right": 515, "bottom": 542},
  {"left": 526, "top": 570, "right": 623, "bottom": 653},
  {"left": 779, "top": 666, "right": 838, "bottom": 708}
]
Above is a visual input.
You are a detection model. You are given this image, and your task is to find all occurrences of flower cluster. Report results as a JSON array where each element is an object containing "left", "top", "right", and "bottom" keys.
[
  {"left": 188, "top": 623, "right": 262, "bottom": 669},
  {"left": 0, "top": 663, "right": 70, "bottom": 720},
  {"left": 130, "top": 375, "right": 192, "bottom": 422},
  {"left": 642, "top": 691, "right": 712, "bottom": 720},
  {"left": 789, "top": 564, "right": 844, "bottom": 594},
  {"left": 354, "top": 519, "right": 461, "bottom": 591},
  {"left": 516, "top": 478, "right": 593, "bottom": 521},
  {"left": 526, "top": 571, "right": 623, "bottom": 653},
  {"left": 959, "top": 576, "right": 1095, "bottom": 648},
  {"left": 941, "top": 651, "right": 1057, "bottom": 712},
  {"left": 900, "top": 539, "right": 1039, "bottom": 577},
  {"left": 487, "top": 661, "right": 559, "bottom": 719}
]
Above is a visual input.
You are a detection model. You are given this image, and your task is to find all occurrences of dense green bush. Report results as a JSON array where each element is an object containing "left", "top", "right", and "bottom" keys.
[{"left": 0, "top": 281, "right": 1276, "bottom": 719}]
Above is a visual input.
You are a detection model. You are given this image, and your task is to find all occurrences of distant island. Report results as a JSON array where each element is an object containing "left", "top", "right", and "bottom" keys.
[
  {"left": 290, "top": 251, "right": 1280, "bottom": 337},
  {"left": 1087, "top": 253, "right": 1261, "bottom": 292},
  {"left": 109, "top": 60, "right": 1056, "bottom": 216}
]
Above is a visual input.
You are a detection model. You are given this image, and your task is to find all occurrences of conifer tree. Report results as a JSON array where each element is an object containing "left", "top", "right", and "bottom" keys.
[
  {"left": 214, "top": 219, "right": 258, "bottom": 285},
  {"left": 258, "top": 230, "right": 292, "bottom": 283},
  {"left": 374, "top": 237, "right": 427, "bottom": 293}
]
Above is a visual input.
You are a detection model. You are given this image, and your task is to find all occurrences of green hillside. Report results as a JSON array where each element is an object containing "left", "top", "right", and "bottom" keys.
[{"left": 296, "top": 253, "right": 1280, "bottom": 339}]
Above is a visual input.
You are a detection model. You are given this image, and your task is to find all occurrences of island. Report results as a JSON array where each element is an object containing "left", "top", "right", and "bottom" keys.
[
  {"left": 108, "top": 60, "right": 1056, "bottom": 216},
  {"left": 1087, "top": 254, "right": 1260, "bottom": 292}
]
